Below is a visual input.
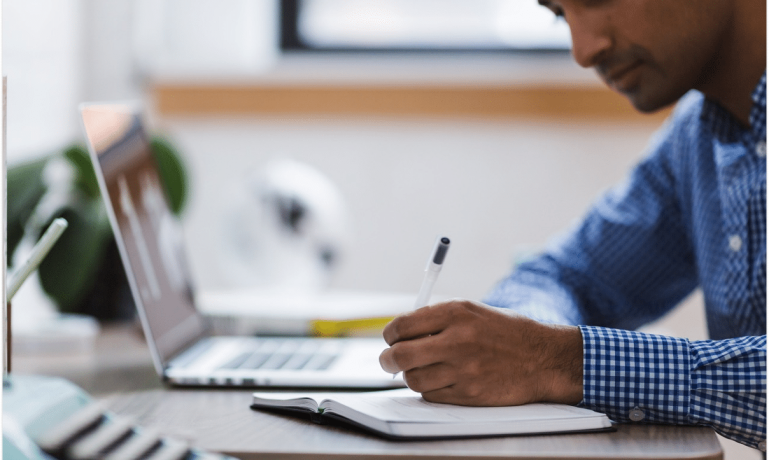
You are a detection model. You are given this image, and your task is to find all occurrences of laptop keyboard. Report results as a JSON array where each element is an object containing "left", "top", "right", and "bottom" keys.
[{"left": 218, "top": 339, "right": 339, "bottom": 372}]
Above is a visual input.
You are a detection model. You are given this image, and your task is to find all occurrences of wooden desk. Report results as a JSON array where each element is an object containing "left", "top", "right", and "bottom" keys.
[
  {"left": 101, "top": 389, "right": 722, "bottom": 460},
  {"left": 15, "top": 323, "right": 723, "bottom": 460}
]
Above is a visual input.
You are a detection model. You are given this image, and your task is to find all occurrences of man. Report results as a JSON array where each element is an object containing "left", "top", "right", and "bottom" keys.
[{"left": 379, "top": 0, "right": 766, "bottom": 450}]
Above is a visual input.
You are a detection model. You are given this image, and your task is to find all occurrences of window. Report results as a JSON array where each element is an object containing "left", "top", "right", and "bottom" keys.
[{"left": 281, "top": 0, "right": 571, "bottom": 52}]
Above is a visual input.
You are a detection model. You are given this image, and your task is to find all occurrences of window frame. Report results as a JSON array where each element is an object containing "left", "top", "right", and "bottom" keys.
[{"left": 279, "top": 0, "right": 572, "bottom": 54}]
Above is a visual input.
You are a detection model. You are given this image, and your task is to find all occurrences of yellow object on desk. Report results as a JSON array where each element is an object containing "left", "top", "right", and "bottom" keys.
[
  {"left": 197, "top": 289, "right": 417, "bottom": 336},
  {"left": 310, "top": 316, "right": 395, "bottom": 337}
]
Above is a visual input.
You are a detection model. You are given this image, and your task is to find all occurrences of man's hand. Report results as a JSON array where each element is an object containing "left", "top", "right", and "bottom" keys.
[{"left": 379, "top": 300, "right": 583, "bottom": 406}]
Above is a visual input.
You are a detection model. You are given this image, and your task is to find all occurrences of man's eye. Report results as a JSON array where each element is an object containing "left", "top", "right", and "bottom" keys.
[{"left": 537, "top": 1, "right": 565, "bottom": 19}]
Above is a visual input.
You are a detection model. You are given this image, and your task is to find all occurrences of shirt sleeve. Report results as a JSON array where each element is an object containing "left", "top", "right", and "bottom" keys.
[{"left": 580, "top": 326, "right": 767, "bottom": 449}]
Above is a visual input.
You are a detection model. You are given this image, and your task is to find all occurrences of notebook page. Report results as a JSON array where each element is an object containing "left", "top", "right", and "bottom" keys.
[
  {"left": 252, "top": 392, "right": 345, "bottom": 411},
  {"left": 323, "top": 389, "right": 605, "bottom": 423}
]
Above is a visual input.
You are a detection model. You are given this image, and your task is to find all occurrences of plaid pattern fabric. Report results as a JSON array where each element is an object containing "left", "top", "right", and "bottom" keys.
[
  {"left": 485, "top": 74, "right": 766, "bottom": 449},
  {"left": 581, "top": 327, "right": 766, "bottom": 448}
]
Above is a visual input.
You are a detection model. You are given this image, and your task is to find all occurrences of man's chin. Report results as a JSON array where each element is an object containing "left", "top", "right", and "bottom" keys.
[
  {"left": 623, "top": 90, "right": 680, "bottom": 114},
  {"left": 615, "top": 80, "right": 692, "bottom": 114},
  {"left": 629, "top": 99, "right": 665, "bottom": 114}
]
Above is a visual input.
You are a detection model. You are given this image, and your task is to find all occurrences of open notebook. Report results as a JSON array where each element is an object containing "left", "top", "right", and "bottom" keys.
[{"left": 251, "top": 388, "right": 613, "bottom": 440}]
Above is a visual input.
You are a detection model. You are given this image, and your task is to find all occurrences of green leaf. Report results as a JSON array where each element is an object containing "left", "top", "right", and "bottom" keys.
[
  {"left": 150, "top": 137, "right": 188, "bottom": 216},
  {"left": 37, "top": 202, "right": 112, "bottom": 312},
  {"left": 63, "top": 144, "right": 101, "bottom": 199},
  {"left": 7, "top": 158, "right": 49, "bottom": 264}
]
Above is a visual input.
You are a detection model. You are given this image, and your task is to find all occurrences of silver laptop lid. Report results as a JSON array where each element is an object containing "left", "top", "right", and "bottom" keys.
[{"left": 80, "top": 102, "right": 206, "bottom": 375}]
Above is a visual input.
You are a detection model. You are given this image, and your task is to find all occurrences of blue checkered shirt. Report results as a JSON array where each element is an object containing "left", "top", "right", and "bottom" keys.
[{"left": 485, "top": 74, "right": 767, "bottom": 449}]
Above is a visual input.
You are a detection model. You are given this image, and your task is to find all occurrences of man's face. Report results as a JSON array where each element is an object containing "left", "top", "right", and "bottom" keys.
[{"left": 538, "top": 0, "right": 734, "bottom": 112}]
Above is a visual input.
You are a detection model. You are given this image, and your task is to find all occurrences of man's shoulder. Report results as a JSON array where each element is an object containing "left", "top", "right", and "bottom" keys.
[
  {"left": 669, "top": 90, "right": 706, "bottom": 129},
  {"left": 637, "top": 90, "right": 713, "bottom": 189},
  {"left": 647, "top": 90, "right": 709, "bottom": 156}
]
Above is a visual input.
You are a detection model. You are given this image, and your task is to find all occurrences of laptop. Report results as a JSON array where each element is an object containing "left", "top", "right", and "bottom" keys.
[{"left": 79, "top": 101, "right": 405, "bottom": 389}]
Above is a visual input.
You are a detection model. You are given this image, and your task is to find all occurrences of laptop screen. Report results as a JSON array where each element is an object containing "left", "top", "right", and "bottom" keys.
[{"left": 81, "top": 103, "right": 206, "bottom": 371}]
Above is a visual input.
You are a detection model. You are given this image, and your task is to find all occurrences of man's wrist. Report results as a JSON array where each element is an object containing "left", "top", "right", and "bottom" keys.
[{"left": 538, "top": 324, "right": 584, "bottom": 405}]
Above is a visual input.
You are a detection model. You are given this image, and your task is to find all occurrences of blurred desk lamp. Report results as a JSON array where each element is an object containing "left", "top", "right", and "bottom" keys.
[{"left": 220, "top": 159, "right": 351, "bottom": 291}]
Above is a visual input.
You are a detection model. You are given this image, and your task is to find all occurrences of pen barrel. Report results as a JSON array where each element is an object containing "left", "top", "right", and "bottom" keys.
[{"left": 413, "top": 268, "right": 440, "bottom": 309}]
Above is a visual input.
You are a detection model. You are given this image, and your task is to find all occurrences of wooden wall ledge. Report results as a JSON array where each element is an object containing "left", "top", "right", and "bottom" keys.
[{"left": 152, "top": 83, "right": 671, "bottom": 123}]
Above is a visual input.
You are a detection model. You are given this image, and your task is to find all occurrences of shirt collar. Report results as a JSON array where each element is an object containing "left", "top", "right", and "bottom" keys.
[{"left": 700, "top": 71, "right": 767, "bottom": 144}]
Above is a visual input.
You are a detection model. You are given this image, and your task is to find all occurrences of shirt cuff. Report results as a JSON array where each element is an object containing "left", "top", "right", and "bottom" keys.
[
  {"left": 688, "top": 336, "right": 767, "bottom": 449},
  {"left": 579, "top": 326, "right": 690, "bottom": 425}
]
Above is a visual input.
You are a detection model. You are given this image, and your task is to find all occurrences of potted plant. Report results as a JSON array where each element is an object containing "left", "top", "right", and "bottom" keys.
[{"left": 7, "top": 137, "right": 188, "bottom": 321}]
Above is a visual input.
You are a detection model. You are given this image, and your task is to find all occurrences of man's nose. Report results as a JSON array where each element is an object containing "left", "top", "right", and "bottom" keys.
[{"left": 568, "top": 13, "right": 612, "bottom": 68}]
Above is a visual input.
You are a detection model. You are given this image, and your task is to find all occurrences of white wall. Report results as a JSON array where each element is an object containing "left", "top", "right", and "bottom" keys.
[
  {"left": 3, "top": 0, "right": 85, "bottom": 162},
  {"left": 81, "top": 0, "right": 144, "bottom": 102},
  {"left": 4, "top": 0, "right": 279, "bottom": 164}
]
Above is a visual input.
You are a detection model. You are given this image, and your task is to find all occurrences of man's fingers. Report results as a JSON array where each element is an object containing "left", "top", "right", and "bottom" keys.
[
  {"left": 383, "top": 302, "right": 461, "bottom": 345},
  {"left": 403, "top": 362, "right": 455, "bottom": 393},
  {"left": 379, "top": 334, "right": 451, "bottom": 374},
  {"left": 420, "top": 386, "right": 462, "bottom": 405}
]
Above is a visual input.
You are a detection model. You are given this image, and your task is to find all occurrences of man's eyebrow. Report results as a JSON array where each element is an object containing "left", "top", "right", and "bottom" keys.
[{"left": 536, "top": 0, "right": 564, "bottom": 18}]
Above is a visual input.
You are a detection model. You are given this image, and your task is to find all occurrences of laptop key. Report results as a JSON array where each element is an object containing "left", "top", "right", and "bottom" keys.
[
  {"left": 316, "top": 355, "right": 338, "bottom": 371},
  {"left": 239, "top": 352, "right": 271, "bottom": 369},
  {"left": 281, "top": 353, "right": 314, "bottom": 370},
  {"left": 302, "top": 354, "right": 338, "bottom": 371},
  {"left": 219, "top": 352, "right": 252, "bottom": 370},
  {"left": 276, "top": 340, "right": 301, "bottom": 354},
  {"left": 259, "top": 353, "right": 292, "bottom": 370}
]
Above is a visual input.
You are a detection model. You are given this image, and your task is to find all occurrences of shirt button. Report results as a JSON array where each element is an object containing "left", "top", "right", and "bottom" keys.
[
  {"left": 629, "top": 406, "right": 645, "bottom": 422},
  {"left": 756, "top": 141, "right": 766, "bottom": 158},
  {"left": 759, "top": 440, "right": 766, "bottom": 452},
  {"left": 728, "top": 235, "right": 743, "bottom": 252}
]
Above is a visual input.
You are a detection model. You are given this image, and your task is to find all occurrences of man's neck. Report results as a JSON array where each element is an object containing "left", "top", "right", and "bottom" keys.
[{"left": 696, "top": 0, "right": 766, "bottom": 126}]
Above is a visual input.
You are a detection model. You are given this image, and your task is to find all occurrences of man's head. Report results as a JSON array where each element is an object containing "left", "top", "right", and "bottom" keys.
[{"left": 537, "top": 0, "right": 747, "bottom": 113}]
